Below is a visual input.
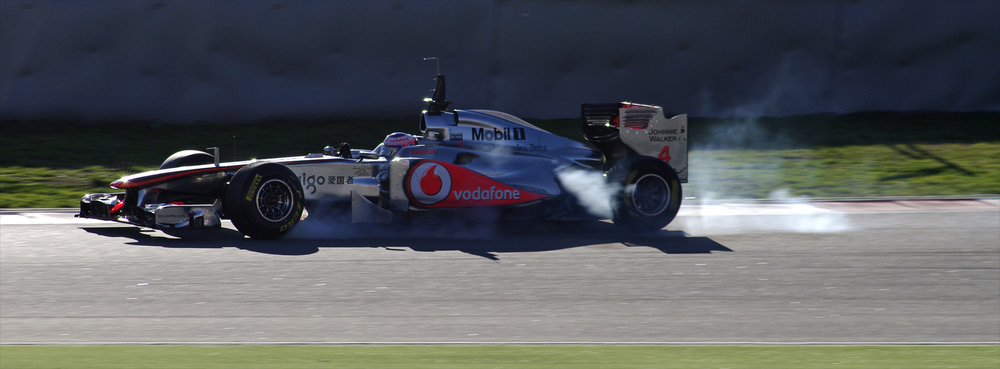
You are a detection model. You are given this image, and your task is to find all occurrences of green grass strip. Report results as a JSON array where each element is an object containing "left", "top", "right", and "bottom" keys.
[
  {"left": 3, "top": 142, "right": 997, "bottom": 208},
  {"left": 1, "top": 345, "right": 997, "bottom": 369},
  {"left": 685, "top": 143, "right": 1000, "bottom": 200},
  {"left": 3, "top": 113, "right": 998, "bottom": 208}
]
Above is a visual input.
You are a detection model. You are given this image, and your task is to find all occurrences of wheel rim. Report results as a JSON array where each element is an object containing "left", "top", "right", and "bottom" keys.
[
  {"left": 629, "top": 173, "right": 670, "bottom": 217},
  {"left": 255, "top": 179, "right": 294, "bottom": 222}
]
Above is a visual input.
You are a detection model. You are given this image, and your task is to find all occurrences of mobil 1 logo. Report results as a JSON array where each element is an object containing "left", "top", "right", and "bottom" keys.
[{"left": 471, "top": 127, "right": 526, "bottom": 141}]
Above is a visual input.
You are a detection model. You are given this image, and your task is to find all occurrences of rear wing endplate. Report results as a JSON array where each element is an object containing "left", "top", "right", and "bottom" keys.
[
  {"left": 618, "top": 108, "right": 687, "bottom": 183},
  {"left": 582, "top": 103, "right": 688, "bottom": 183}
]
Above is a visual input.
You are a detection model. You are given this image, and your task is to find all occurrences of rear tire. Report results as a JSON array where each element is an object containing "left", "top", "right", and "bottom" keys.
[
  {"left": 225, "top": 162, "right": 304, "bottom": 239},
  {"left": 608, "top": 156, "right": 682, "bottom": 232}
]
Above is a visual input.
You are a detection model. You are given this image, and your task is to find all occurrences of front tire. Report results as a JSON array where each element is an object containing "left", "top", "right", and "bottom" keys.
[
  {"left": 608, "top": 156, "right": 682, "bottom": 232},
  {"left": 225, "top": 162, "right": 304, "bottom": 239}
]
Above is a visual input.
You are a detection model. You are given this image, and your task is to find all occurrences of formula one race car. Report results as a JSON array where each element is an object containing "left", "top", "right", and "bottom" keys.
[{"left": 79, "top": 74, "right": 688, "bottom": 239}]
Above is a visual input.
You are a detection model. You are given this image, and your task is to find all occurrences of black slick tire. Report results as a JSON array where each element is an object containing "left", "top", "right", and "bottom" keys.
[
  {"left": 224, "top": 162, "right": 304, "bottom": 239},
  {"left": 608, "top": 156, "right": 682, "bottom": 232}
]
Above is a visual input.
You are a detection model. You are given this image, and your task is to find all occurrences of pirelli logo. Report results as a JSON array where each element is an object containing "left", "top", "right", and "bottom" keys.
[{"left": 245, "top": 174, "right": 262, "bottom": 202}]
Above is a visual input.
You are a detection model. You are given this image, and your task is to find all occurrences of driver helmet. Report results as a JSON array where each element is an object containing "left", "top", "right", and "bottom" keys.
[{"left": 379, "top": 132, "right": 417, "bottom": 157}]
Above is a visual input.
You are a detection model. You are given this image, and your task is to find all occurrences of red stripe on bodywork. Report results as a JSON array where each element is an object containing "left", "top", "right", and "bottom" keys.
[
  {"left": 111, "top": 166, "right": 240, "bottom": 189},
  {"left": 109, "top": 158, "right": 349, "bottom": 189}
]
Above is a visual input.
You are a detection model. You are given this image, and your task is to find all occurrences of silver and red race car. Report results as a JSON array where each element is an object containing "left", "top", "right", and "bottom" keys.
[{"left": 79, "top": 75, "right": 688, "bottom": 239}]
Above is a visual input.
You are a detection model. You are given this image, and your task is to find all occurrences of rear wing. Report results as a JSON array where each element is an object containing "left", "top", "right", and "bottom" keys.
[{"left": 582, "top": 103, "right": 688, "bottom": 183}]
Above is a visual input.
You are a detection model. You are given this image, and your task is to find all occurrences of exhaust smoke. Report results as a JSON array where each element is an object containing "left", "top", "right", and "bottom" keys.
[
  {"left": 555, "top": 167, "right": 621, "bottom": 219},
  {"left": 676, "top": 189, "right": 852, "bottom": 236},
  {"left": 683, "top": 60, "right": 853, "bottom": 234}
]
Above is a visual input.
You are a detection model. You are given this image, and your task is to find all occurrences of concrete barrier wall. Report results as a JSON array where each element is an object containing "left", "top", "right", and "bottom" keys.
[{"left": 2, "top": 0, "right": 997, "bottom": 122}]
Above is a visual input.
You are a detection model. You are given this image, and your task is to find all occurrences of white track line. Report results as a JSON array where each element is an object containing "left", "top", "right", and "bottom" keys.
[{"left": 2, "top": 341, "right": 997, "bottom": 346}]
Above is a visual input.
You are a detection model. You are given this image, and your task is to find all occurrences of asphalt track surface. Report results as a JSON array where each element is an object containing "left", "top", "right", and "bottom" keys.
[{"left": 2, "top": 199, "right": 998, "bottom": 344}]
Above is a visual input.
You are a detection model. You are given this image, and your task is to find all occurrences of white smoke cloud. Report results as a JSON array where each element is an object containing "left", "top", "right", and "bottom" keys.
[
  {"left": 676, "top": 188, "right": 852, "bottom": 235},
  {"left": 682, "top": 59, "right": 853, "bottom": 235},
  {"left": 555, "top": 167, "right": 620, "bottom": 219},
  {"left": 765, "top": 189, "right": 852, "bottom": 233}
]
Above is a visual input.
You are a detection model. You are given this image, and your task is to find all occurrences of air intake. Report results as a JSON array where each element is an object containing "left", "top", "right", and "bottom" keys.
[
  {"left": 581, "top": 103, "right": 621, "bottom": 143},
  {"left": 621, "top": 109, "right": 656, "bottom": 130}
]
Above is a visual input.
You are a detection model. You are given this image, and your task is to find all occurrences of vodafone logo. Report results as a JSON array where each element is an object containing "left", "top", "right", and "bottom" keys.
[
  {"left": 407, "top": 160, "right": 549, "bottom": 208},
  {"left": 408, "top": 162, "right": 452, "bottom": 205}
]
